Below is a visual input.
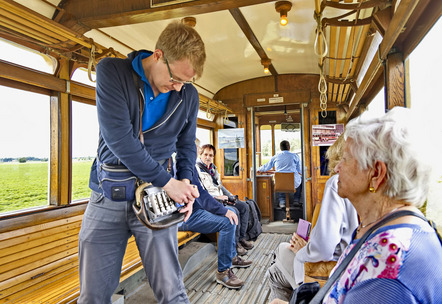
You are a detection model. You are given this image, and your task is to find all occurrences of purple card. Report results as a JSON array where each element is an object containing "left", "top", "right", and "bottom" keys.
[{"left": 296, "top": 219, "right": 311, "bottom": 241}]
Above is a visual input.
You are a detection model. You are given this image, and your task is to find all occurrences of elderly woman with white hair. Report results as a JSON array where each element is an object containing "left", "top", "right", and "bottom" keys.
[{"left": 320, "top": 107, "right": 442, "bottom": 303}]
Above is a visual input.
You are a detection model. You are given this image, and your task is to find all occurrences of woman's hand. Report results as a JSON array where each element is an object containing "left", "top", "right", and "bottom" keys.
[{"left": 288, "top": 233, "right": 307, "bottom": 253}]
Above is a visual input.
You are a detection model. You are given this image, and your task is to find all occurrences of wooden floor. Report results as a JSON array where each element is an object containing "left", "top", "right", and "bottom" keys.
[
  {"left": 185, "top": 233, "right": 291, "bottom": 304},
  {"left": 124, "top": 221, "right": 297, "bottom": 304}
]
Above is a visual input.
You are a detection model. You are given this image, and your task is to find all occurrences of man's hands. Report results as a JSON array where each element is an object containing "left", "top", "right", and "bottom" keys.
[
  {"left": 163, "top": 178, "right": 199, "bottom": 222},
  {"left": 288, "top": 233, "right": 307, "bottom": 253},
  {"left": 215, "top": 195, "right": 229, "bottom": 201},
  {"left": 225, "top": 209, "right": 238, "bottom": 225}
]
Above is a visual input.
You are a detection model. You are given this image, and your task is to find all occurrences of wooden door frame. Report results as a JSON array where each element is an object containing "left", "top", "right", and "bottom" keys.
[
  {"left": 215, "top": 110, "right": 248, "bottom": 200},
  {"left": 307, "top": 106, "right": 343, "bottom": 221}
]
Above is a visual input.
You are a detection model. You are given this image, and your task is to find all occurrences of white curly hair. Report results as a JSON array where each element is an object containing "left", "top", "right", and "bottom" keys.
[{"left": 344, "top": 107, "right": 431, "bottom": 207}]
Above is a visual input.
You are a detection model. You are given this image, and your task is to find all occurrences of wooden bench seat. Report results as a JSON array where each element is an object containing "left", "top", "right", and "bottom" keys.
[
  {"left": 0, "top": 203, "right": 200, "bottom": 304},
  {"left": 303, "top": 202, "right": 337, "bottom": 287},
  {"left": 178, "top": 231, "right": 200, "bottom": 247}
]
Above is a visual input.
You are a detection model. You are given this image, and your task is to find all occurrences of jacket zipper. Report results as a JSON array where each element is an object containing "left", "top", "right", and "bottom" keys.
[
  {"left": 137, "top": 80, "right": 183, "bottom": 134},
  {"left": 143, "top": 99, "right": 183, "bottom": 134}
]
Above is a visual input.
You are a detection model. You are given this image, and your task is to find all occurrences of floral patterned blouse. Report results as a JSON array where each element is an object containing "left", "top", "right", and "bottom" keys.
[{"left": 322, "top": 223, "right": 442, "bottom": 304}]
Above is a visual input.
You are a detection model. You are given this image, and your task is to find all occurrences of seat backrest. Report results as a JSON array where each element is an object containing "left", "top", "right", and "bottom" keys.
[
  {"left": 304, "top": 260, "right": 337, "bottom": 287},
  {"left": 273, "top": 172, "right": 295, "bottom": 192}
]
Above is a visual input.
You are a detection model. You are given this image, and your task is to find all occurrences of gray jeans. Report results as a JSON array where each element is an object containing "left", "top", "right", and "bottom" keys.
[
  {"left": 78, "top": 191, "right": 189, "bottom": 304},
  {"left": 267, "top": 242, "right": 299, "bottom": 302}
]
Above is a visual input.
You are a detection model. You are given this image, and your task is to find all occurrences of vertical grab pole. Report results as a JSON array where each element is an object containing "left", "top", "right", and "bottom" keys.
[
  {"left": 301, "top": 103, "right": 307, "bottom": 220},
  {"left": 251, "top": 107, "right": 257, "bottom": 201}
]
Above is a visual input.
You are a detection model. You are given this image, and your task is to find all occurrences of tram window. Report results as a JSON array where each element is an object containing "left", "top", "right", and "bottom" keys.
[
  {"left": 320, "top": 146, "right": 329, "bottom": 175},
  {"left": 197, "top": 109, "right": 215, "bottom": 121},
  {"left": 318, "top": 110, "right": 336, "bottom": 124},
  {"left": 0, "top": 38, "right": 56, "bottom": 74},
  {"left": 223, "top": 116, "right": 239, "bottom": 176},
  {"left": 318, "top": 110, "right": 336, "bottom": 176},
  {"left": 71, "top": 68, "right": 97, "bottom": 202},
  {"left": 71, "top": 101, "right": 98, "bottom": 201},
  {"left": 259, "top": 125, "right": 272, "bottom": 166},
  {"left": 408, "top": 19, "right": 442, "bottom": 224},
  {"left": 71, "top": 67, "right": 97, "bottom": 87},
  {"left": 196, "top": 127, "right": 212, "bottom": 145},
  {"left": 360, "top": 88, "right": 385, "bottom": 119},
  {"left": 224, "top": 148, "right": 239, "bottom": 176},
  {"left": 274, "top": 125, "right": 301, "bottom": 154},
  {"left": 0, "top": 86, "right": 50, "bottom": 214}
]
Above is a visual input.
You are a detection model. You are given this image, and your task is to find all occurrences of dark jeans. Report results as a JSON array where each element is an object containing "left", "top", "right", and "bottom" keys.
[
  {"left": 228, "top": 199, "right": 250, "bottom": 242},
  {"left": 179, "top": 207, "right": 237, "bottom": 272}
]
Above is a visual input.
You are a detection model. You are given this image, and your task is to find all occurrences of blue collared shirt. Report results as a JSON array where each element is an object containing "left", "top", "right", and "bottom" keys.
[
  {"left": 132, "top": 52, "right": 170, "bottom": 131},
  {"left": 258, "top": 150, "right": 302, "bottom": 188}
]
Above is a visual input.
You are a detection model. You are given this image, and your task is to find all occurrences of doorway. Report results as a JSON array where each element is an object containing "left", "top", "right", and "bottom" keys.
[{"left": 252, "top": 104, "right": 306, "bottom": 222}]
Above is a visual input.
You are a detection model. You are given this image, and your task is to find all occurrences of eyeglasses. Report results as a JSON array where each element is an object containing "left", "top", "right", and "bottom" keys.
[{"left": 164, "top": 57, "right": 195, "bottom": 84}]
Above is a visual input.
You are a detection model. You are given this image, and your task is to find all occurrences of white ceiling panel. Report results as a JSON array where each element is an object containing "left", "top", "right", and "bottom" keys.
[{"left": 82, "top": 2, "right": 319, "bottom": 97}]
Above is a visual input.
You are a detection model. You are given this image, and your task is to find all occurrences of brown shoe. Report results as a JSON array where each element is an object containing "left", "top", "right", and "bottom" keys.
[
  {"left": 240, "top": 239, "right": 254, "bottom": 250},
  {"left": 232, "top": 256, "right": 252, "bottom": 268},
  {"left": 216, "top": 268, "right": 244, "bottom": 289},
  {"left": 236, "top": 243, "right": 247, "bottom": 256}
]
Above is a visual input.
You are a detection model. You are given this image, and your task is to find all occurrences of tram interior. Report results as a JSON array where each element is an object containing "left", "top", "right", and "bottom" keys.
[{"left": 0, "top": 0, "right": 441, "bottom": 303}]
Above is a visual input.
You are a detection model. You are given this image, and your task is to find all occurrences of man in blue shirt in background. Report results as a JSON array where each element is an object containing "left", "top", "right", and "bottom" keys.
[{"left": 257, "top": 140, "right": 302, "bottom": 208}]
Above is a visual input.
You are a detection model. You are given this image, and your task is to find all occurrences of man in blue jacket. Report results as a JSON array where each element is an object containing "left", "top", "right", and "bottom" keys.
[{"left": 79, "top": 22, "right": 205, "bottom": 304}]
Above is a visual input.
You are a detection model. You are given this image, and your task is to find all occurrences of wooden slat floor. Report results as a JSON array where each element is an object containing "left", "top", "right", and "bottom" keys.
[{"left": 185, "top": 233, "right": 291, "bottom": 304}]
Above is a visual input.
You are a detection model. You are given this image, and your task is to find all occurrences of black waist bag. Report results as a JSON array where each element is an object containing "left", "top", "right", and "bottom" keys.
[{"left": 98, "top": 161, "right": 137, "bottom": 201}]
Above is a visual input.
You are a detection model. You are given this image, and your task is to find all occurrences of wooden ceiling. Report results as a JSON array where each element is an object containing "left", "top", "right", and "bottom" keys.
[{"left": 0, "top": 0, "right": 440, "bottom": 119}]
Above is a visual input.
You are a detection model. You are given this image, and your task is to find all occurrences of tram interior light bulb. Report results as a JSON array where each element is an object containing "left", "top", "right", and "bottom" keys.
[
  {"left": 280, "top": 15, "right": 288, "bottom": 26},
  {"left": 261, "top": 58, "right": 271, "bottom": 74},
  {"left": 275, "top": 1, "right": 292, "bottom": 27}
]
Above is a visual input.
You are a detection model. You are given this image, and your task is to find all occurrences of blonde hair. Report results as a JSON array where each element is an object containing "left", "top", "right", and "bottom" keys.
[
  {"left": 156, "top": 21, "right": 206, "bottom": 78},
  {"left": 326, "top": 135, "right": 345, "bottom": 176}
]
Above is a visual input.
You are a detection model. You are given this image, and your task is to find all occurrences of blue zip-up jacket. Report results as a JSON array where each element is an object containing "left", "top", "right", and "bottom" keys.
[{"left": 89, "top": 50, "right": 199, "bottom": 191}]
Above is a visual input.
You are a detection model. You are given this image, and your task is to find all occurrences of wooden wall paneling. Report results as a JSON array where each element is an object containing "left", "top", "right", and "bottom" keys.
[
  {"left": 246, "top": 110, "right": 253, "bottom": 200},
  {"left": 215, "top": 74, "right": 319, "bottom": 103},
  {"left": 59, "top": 58, "right": 72, "bottom": 205},
  {"left": 221, "top": 108, "right": 248, "bottom": 200},
  {"left": 244, "top": 90, "right": 311, "bottom": 107},
  {"left": 385, "top": 51, "right": 406, "bottom": 109},
  {"left": 49, "top": 94, "right": 61, "bottom": 206},
  {"left": 256, "top": 175, "right": 273, "bottom": 220},
  {"left": 0, "top": 203, "right": 87, "bottom": 232}
]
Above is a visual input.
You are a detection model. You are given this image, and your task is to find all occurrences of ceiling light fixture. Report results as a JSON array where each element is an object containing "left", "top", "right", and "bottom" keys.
[
  {"left": 275, "top": 1, "right": 292, "bottom": 26},
  {"left": 181, "top": 16, "right": 196, "bottom": 27},
  {"left": 261, "top": 58, "right": 271, "bottom": 74}
]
